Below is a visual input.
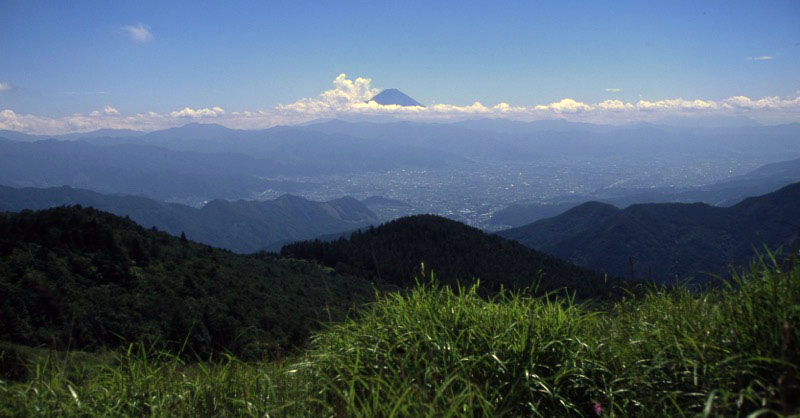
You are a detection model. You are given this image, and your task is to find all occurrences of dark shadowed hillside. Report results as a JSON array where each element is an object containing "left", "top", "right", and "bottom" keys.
[
  {"left": 498, "top": 182, "right": 800, "bottom": 281},
  {"left": 487, "top": 201, "right": 582, "bottom": 229},
  {"left": 499, "top": 202, "right": 621, "bottom": 249},
  {"left": 281, "top": 214, "right": 632, "bottom": 300},
  {"left": 0, "top": 206, "right": 377, "bottom": 358}
]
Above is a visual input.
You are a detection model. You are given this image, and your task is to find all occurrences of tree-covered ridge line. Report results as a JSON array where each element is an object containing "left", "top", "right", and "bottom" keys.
[
  {"left": 0, "top": 205, "right": 377, "bottom": 359},
  {"left": 281, "top": 214, "right": 635, "bottom": 301}
]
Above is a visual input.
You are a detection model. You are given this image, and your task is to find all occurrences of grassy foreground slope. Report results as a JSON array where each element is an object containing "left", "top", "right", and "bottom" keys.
[{"left": 2, "top": 256, "right": 798, "bottom": 416}]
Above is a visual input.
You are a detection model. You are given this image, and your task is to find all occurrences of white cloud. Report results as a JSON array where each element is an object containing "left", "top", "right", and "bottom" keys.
[
  {"left": 2, "top": 74, "right": 800, "bottom": 134},
  {"left": 605, "top": 88, "right": 622, "bottom": 93},
  {"left": 90, "top": 105, "right": 120, "bottom": 116},
  {"left": 492, "top": 102, "right": 528, "bottom": 113},
  {"left": 747, "top": 55, "right": 774, "bottom": 61},
  {"left": 722, "top": 95, "right": 800, "bottom": 109},
  {"left": 636, "top": 98, "right": 718, "bottom": 111},
  {"left": 534, "top": 98, "right": 592, "bottom": 113},
  {"left": 596, "top": 100, "right": 635, "bottom": 111},
  {"left": 0, "top": 82, "right": 12, "bottom": 91},
  {"left": 122, "top": 24, "right": 154, "bottom": 43},
  {"left": 278, "top": 73, "right": 380, "bottom": 114},
  {"left": 0, "top": 106, "right": 171, "bottom": 135},
  {"left": 170, "top": 106, "right": 225, "bottom": 118}
]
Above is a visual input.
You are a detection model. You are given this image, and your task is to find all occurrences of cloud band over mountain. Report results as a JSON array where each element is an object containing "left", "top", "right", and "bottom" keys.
[{"left": 2, "top": 74, "right": 799, "bottom": 134}]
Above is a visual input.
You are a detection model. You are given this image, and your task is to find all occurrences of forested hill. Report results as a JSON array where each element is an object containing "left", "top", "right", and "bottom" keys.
[
  {"left": 0, "top": 206, "right": 377, "bottom": 359},
  {"left": 281, "top": 214, "right": 631, "bottom": 300},
  {"left": 498, "top": 182, "right": 800, "bottom": 281}
]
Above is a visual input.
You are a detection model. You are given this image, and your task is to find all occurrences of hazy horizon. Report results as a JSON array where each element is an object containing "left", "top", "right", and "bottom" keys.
[{"left": 2, "top": 1, "right": 799, "bottom": 134}]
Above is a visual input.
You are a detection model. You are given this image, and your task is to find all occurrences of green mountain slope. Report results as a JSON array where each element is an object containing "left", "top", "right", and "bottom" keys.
[{"left": 0, "top": 206, "right": 376, "bottom": 358}]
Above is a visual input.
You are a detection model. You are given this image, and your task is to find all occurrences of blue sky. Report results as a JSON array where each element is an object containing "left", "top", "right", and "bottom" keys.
[{"left": 1, "top": 0, "right": 799, "bottom": 133}]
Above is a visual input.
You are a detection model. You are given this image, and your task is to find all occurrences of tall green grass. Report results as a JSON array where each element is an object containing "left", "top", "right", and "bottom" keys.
[
  {"left": 2, "top": 256, "right": 798, "bottom": 416},
  {"left": 297, "top": 255, "right": 799, "bottom": 417}
]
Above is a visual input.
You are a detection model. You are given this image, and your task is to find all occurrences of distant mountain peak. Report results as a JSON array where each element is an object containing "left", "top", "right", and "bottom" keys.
[
  {"left": 178, "top": 122, "right": 230, "bottom": 131},
  {"left": 367, "top": 89, "right": 424, "bottom": 107}
]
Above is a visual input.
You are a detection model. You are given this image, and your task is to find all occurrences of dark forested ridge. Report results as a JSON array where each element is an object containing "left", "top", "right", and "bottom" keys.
[
  {"left": 281, "top": 214, "right": 631, "bottom": 300},
  {"left": 0, "top": 206, "right": 377, "bottom": 359},
  {"left": 498, "top": 182, "right": 800, "bottom": 281},
  {"left": 0, "top": 185, "right": 378, "bottom": 252}
]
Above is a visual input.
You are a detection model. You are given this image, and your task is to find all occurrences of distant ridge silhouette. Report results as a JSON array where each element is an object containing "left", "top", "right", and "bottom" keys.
[{"left": 368, "top": 89, "right": 424, "bottom": 107}]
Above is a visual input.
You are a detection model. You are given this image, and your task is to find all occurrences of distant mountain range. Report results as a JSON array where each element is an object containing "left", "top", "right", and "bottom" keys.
[
  {"left": 6, "top": 119, "right": 799, "bottom": 160},
  {"left": 498, "top": 182, "right": 800, "bottom": 282},
  {"left": 0, "top": 185, "right": 378, "bottom": 252},
  {"left": 489, "top": 156, "right": 800, "bottom": 228},
  {"left": 0, "top": 137, "right": 290, "bottom": 201},
  {"left": 0, "top": 128, "right": 465, "bottom": 201},
  {"left": 8, "top": 119, "right": 798, "bottom": 167},
  {"left": 2, "top": 119, "right": 799, "bottom": 216},
  {"left": 297, "top": 119, "right": 800, "bottom": 164},
  {"left": 124, "top": 123, "right": 463, "bottom": 173}
]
